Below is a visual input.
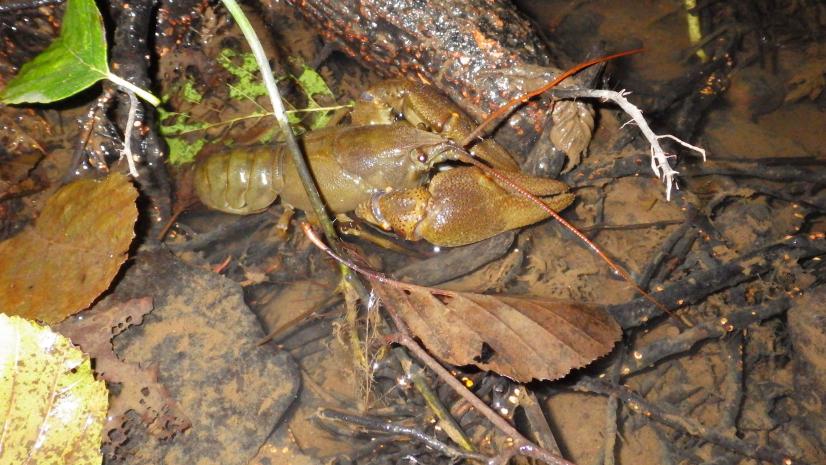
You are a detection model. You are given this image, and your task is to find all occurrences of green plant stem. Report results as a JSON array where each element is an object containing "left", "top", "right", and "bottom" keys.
[
  {"left": 219, "top": 0, "right": 338, "bottom": 246},
  {"left": 107, "top": 72, "right": 160, "bottom": 106},
  {"left": 220, "top": 0, "right": 369, "bottom": 365}
]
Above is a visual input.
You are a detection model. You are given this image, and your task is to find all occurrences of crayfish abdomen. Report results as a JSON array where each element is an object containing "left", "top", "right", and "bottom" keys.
[
  {"left": 194, "top": 123, "right": 459, "bottom": 215},
  {"left": 192, "top": 80, "right": 576, "bottom": 247}
]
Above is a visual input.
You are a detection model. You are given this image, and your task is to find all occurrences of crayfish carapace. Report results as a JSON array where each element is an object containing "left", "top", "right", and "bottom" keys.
[{"left": 193, "top": 79, "right": 574, "bottom": 247}]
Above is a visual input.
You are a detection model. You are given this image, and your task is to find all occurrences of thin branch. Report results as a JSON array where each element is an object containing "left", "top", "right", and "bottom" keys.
[
  {"left": 573, "top": 378, "right": 804, "bottom": 465},
  {"left": 602, "top": 348, "right": 625, "bottom": 465},
  {"left": 393, "top": 347, "right": 475, "bottom": 452},
  {"left": 608, "top": 234, "right": 824, "bottom": 329},
  {"left": 570, "top": 88, "right": 705, "bottom": 200},
  {"left": 621, "top": 298, "right": 791, "bottom": 376},
  {"left": 316, "top": 408, "right": 488, "bottom": 462}
]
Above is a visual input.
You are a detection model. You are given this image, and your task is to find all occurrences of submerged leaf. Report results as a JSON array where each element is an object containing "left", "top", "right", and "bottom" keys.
[
  {"left": 375, "top": 284, "right": 621, "bottom": 382},
  {"left": 0, "top": 313, "right": 108, "bottom": 465},
  {"left": 55, "top": 297, "right": 191, "bottom": 446},
  {"left": 0, "top": 173, "right": 138, "bottom": 323},
  {"left": 0, "top": 0, "right": 109, "bottom": 104}
]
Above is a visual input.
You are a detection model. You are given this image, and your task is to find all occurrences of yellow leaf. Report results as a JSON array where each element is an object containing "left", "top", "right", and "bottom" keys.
[{"left": 0, "top": 313, "right": 108, "bottom": 465}]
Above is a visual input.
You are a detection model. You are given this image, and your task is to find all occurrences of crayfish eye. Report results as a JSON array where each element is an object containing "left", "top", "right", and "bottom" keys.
[{"left": 417, "top": 153, "right": 428, "bottom": 164}]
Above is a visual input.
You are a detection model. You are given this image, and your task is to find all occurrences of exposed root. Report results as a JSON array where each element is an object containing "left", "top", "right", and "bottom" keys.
[{"left": 569, "top": 88, "right": 706, "bottom": 200}]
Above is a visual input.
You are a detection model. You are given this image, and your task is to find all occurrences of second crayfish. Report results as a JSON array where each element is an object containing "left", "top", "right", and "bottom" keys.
[{"left": 193, "top": 79, "right": 575, "bottom": 247}]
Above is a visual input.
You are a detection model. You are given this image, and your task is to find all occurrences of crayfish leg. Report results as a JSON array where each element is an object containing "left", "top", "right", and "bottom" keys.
[{"left": 354, "top": 79, "right": 521, "bottom": 171}]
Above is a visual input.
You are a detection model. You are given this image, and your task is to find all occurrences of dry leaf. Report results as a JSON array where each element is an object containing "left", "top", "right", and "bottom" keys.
[
  {"left": 55, "top": 297, "right": 191, "bottom": 449},
  {"left": 0, "top": 173, "right": 138, "bottom": 323},
  {"left": 375, "top": 284, "right": 621, "bottom": 382},
  {"left": 550, "top": 100, "right": 595, "bottom": 173},
  {"left": 0, "top": 313, "right": 108, "bottom": 465}
]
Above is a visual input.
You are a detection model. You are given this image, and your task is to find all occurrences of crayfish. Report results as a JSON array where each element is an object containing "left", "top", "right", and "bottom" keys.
[{"left": 194, "top": 79, "right": 574, "bottom": 247}]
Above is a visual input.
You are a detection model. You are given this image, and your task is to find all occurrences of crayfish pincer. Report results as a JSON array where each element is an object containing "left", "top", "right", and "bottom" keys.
[{"left": 192, "top": 79, "right": 575, "bottom": 247}]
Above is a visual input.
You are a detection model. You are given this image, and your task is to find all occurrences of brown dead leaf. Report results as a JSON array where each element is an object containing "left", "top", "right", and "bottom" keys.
[
  {"left": 375, "top": 284, "right": 621, "bottom": 382},
  {"left": 0, "top": 173, "right": 138, "bottom": 323},
  {"left": 55, "top": 297, "right": 191, "bottom": 450}
]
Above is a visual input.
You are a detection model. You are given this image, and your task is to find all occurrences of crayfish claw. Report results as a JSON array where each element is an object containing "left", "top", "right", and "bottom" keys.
[{"left": 357, "top": 167, "right": 574, "bottom": 247}]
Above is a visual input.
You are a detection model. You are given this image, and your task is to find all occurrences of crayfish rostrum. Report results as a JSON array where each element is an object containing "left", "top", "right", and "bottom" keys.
[{"left": 194, "top": 79, "right": 574, "bottom": 246}]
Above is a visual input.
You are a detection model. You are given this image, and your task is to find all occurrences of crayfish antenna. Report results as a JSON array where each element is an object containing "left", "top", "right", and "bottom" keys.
[
  {"left": 458, "top": 49, "right": 690, "bottom": 328},
  {"left": 456, "top": 153, "right": 689, "bottom": 329}
]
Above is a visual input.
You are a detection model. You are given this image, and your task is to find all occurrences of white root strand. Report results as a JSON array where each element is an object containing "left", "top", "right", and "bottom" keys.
[
  {"left": 122, "top": 90, "right": 140, "bottom": 178},
  {"left": 567, "top": 89, "right": 706, "bottom": 201}
]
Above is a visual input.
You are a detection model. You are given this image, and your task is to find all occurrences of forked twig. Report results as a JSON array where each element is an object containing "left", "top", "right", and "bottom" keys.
[
  {"left": 573, "top": 88, "right": 706, "bottom": 200},
  {"left": 573, "top": 377, "right": 804, "bottom": 465},
  {"left": 316, "top": 408, "right": 488, "bottom": 462}
]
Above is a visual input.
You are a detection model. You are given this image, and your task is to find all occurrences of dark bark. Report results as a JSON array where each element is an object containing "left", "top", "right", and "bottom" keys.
[
  {"left": 608, "top": 235, "right": 825, "bottom": 329},
  {"left": 110, "top": 0, "right": 172, "bottom": 241},
  {"left": 283, "top": 0, "right": 583, "bottom": 156}
]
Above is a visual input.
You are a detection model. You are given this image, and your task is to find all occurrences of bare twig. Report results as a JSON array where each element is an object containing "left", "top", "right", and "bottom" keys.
[
  {"left": 520, "top": 389, "right": 562, "bottom": 455},
  {"left": 637, "top": 221, "right": 695, "bottom": 290},
  {"left": 316, "top": 408, "right": 488, "bottom": 462},
  {"left": 719, "top": 331, "right": 744, "bottom": 430},
  {"left": 393, "top": 347, "right": 475, "bottom": 452},
  {"left": 573, "top": 378, "right": 804, "bottom": 465},
  {"left": 559, "top": 88, "right": 706, "bottom": 200},
  {"left": 621, "top": 297, "right": 790, "bottom": 375},
  {"left": 608, "top": 235, "right": 824, "bottom": 329},
  {"left": 602, "top": 348, "right": 625, "bottom": 465}
]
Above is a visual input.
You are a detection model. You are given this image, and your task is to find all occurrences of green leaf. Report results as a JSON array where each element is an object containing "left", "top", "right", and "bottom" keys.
[
  {"left": 166, "top": 138, "right": 206, "bottom": 165},
  {"left": 0, "top": 0, "right": 109, "bottom": 104},
  {"left": 158, "top": 110, "right": 209, "bottom": 137},
  {"left": 294, "top": 64, "right": 336, "bottom": 129},
  {"left": 296, "top": 64, "right": 335, "bottom": 99},
  {"left": 181, "top": 79, "right": 204, "bottom": 104},
  {"left": 217, "top": 49, "right": 268, "bottom": 100}
]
